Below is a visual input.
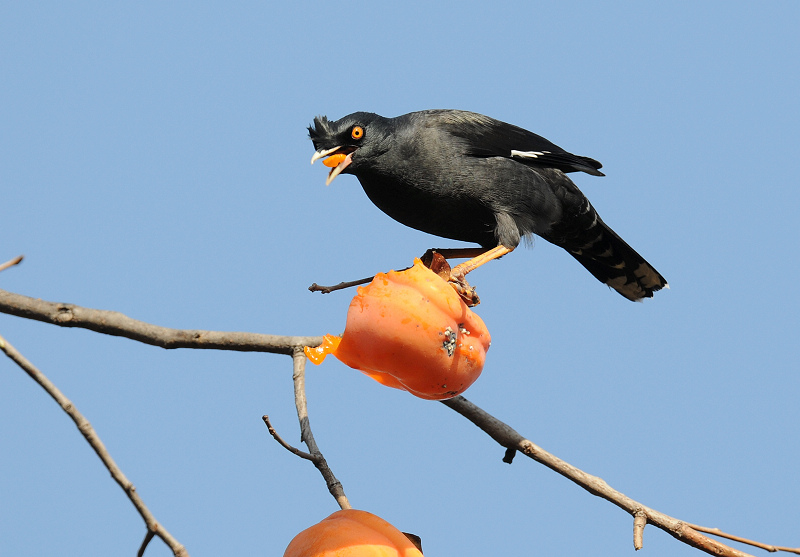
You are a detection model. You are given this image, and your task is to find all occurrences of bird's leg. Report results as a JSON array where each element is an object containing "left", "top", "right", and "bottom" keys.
[
  {"left": 448, "top": 246, "right": 513, "bottom": 307},
  {"left": 450, "top": 245, "right": 514, "bottom": 281},
  {"left": 419, "top": 249, "right": 480, "bottom": 306},
  {"left": 419, "top": 246, "right": 512, "bottom": 307}
]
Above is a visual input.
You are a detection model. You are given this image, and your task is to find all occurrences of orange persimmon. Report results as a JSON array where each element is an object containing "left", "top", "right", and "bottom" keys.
[
  {"left": 283, "top": 509, "right": 423, "bottom": 557},
  {"left": 323, "top": 153, "right": 347, "bottom": 168},
  {"left": 305, "top": 258, "right": 490, "bottom": 400}
]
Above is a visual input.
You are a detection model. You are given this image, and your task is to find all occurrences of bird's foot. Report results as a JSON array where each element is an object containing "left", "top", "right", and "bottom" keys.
[
  {"left": 420, "top": 250, "right": 481, "bottom": 306},
  {"left": 448, "top": 276, "right": 481, "bottom": 307}
]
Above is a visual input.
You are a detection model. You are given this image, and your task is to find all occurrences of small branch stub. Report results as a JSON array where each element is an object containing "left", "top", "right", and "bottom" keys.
[
  {"left": 0, "top": 255, "right": 24, "bottom": 273},
  {"left": 633, "top": 511, "right": 647, "bottom": 550}
]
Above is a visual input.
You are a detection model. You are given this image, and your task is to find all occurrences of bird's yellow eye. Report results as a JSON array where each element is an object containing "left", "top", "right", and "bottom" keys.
[{"left": 351, "top": 126, "right": 364, "bottom": 140}]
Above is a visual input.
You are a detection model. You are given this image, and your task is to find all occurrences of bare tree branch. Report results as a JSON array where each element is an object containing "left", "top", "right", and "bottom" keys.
[
  {"left": 0, "top": 288, "right": 322, "bottom": 354},
  {"left": 2, "top": 286, "right": 794, "bottom": 555},
  {"left": 0, "top": 332, "right": 188, "bottom": 557},
  {"left": 263, "top": 357, "right": 354, "bottom": 510},
  {"left": 441, "top": 396, "right": 756, "bottom": 557},
  {"left": 290, "top": 348, "right": 351, "bottom": 510}
]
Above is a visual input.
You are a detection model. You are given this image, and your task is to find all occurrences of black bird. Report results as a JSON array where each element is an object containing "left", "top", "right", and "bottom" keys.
[{"left": 309, "top": 109, "right": 667, "bottom": 301}]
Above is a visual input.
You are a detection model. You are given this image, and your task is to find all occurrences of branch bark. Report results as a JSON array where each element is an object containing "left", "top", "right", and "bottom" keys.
[
  {"left": 0, "top": 332, "right": 188, "bottom": 557},
  {"left": 261, "top": 351, "right": 351, "bottom": 510},
  {"left": 2, "top": 287, "right": 793, "bottom": 556},
  {"left": 0, "top": 288, "right": 321, "bottom": 354},
  {"left": 291, "top": 348, "right": 351, "bottom": 509},
  {"left": 441, "top": 396, "right": 756, "bottom": 557}
]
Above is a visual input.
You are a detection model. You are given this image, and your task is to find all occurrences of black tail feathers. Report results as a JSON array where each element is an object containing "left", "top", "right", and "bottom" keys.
[{"left": 562, "top": 216, "right": 667, "bottom": 301}]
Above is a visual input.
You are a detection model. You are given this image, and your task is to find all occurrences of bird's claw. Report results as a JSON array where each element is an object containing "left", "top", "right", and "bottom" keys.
[{"left": 448, "top": 276, "right": 481, "bottom": 307}]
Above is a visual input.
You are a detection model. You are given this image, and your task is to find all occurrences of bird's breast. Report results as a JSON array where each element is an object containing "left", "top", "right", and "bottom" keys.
[{"left": 355, "top": 170, "right": 499, "bottom": 247}]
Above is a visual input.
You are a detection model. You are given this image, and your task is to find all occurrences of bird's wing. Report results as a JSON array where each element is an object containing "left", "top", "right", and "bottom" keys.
[{"left": 432, "top": 110, "right": 604, "bottom": 176}]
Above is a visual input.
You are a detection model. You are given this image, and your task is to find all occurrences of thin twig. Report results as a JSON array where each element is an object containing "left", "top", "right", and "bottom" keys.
[
  {"left": 0, "top": 255, "right": 24, "bottom": 273},
  {"left": 0, "top": 288, "right": 322, "bottom": 355},
  {"left": 688, "top": 524, "right": 800, "bottom": 555},
  {"left": 306, "top": 247, "right": 485, "bottom": 295},
  {"left": 441, "top": 395, "right": 757, "bottom": 557},
  {"left": 262, "top": 415, "right": 317, "bottom": 462},
  {"left": 309, "top": 277, "right": 373, "bottom": 294},
  {"left": 291, "top": 348, "right": 351, "bottom": 510},
  {"left": 0, "top": 332, "right": 188, "bottom": 557},
  {"left": 138, "top": 531, "right": 157, "bottom": 557}
]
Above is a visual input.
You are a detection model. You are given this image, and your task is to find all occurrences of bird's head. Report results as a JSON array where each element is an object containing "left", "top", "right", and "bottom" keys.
[{"left": 308, "top": 112, "right": 389, "bottom": 185}]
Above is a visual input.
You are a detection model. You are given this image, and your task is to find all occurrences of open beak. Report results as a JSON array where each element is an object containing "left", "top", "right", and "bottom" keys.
[{"left": 310, "top": 146, "right": 354, "bottom": 186}]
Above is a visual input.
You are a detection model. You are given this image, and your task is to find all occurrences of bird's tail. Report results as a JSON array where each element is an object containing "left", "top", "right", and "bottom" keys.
[{"left": 555, "top": 212, "right": 667, "bottom": 301}]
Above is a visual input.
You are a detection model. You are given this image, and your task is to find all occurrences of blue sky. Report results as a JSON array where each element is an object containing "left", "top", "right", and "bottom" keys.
[{"left": 2, "top": 2, "right": 799, "bottom": 556}]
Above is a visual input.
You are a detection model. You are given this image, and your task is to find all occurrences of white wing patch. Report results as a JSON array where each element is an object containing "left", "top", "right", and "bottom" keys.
[{"left": 511, "top": 149, "right": 551, "bottom": 159}]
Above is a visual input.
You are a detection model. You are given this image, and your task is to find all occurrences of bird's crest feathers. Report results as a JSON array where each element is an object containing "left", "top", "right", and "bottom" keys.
[{"left": 308, "top": 115, "right": 333, "bottom": 142}]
